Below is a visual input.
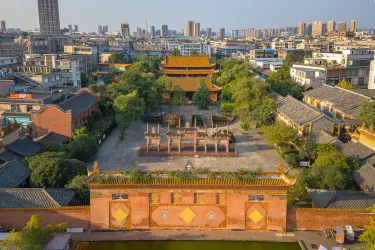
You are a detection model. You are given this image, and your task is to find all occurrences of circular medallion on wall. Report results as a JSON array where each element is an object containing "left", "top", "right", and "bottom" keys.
[
  {"left": 208, "top": 212, "right": 216, "bottom": 220},
  {"left": 161, "top": 211, "right": 169, "bottom": 219}
]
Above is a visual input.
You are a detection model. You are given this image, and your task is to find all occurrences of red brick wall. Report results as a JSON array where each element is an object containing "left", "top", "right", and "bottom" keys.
[
  {"left": 89, "top": 189, "right": 289, "bottom": 232},
  {"left": 32, "top": 107, "right": 73, "bottom": 138},
  {"left": 0, "top": 207, "right": 90, "bottom": 230},
  {"left": 287, "top": 208, "right": 371, "bottom": 231}
]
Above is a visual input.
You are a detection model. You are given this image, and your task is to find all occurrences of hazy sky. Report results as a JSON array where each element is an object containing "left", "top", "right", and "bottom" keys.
[{"left": 1, "top": 0, "right": 375, "bottom": 32}]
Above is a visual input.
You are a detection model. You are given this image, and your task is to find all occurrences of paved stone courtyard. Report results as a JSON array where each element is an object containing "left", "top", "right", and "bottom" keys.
[{"left": 89, "top": 105, "right": 284, "bottom": 173}]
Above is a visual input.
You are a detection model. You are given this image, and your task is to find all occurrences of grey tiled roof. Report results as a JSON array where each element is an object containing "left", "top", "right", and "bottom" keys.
[
  {"left": 35, "top": 132, "right": 70, "bottom": 145},
  {"left": 350, "top": 89, "right": 375, "bottom": 100},
  {"left": 308, "top": 189, "right": 375, "bottom": 209},
  {"left": 276, "top": 95, "right": 322, "bottom": 126},
  {"left": 0, "top": 188, "right": 75, "bottom": 208},
  {"left": 304, "top": 84, "right": 370, "bottom": 119},
  {"left": 269, "top": 91, "right": 285, "bottom": 102},
  {"left": 310, "top": 116, "right": 336, "bottom": 144},
  {"left": 6, "top": 138, "right": 42, "bottom": 157},
  {"left": 0, "top": 150, "right": 30, "bottom": 188},
  {"left": 58, "top": 91, "right": 99, "bottom": 118},
  {"left": 335, "top": 140, "right": 375, "bottom": 161},
  {"left": 353, "top": 164, "right": 375, "bottom": 192}
]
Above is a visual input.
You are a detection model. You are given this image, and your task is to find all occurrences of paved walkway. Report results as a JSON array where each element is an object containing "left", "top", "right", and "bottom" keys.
[
  {"left": 70, "top": 230, "right": 366, "bottom": 250},
  {"left": 88, "top": 117, "right": 285, "bottom": 173}
]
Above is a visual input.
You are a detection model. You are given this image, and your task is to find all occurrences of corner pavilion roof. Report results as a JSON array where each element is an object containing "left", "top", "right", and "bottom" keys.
[
  {"left": 162, "top": 56, "right": 216, "bottom": 68},
  {"left": 86, "top": 171, "right": 296, "bottom": 189},
  {"left": 169, "top": 77, "right": 222, "bottom": 92}
]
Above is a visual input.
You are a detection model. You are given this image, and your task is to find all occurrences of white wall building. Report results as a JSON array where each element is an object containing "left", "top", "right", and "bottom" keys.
[
  {"left": 369, "top": 56, "right": 375, "bottom": 89},
  {"left": 166, "top": 43, "right": 211, "bottom": 57},
  {"left": 290, "top": 65, "right": 326, "bottom": 88}
]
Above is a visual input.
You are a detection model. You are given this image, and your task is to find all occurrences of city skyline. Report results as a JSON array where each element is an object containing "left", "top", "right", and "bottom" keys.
[{"left": 1, "top": 0, "right": 375, "bottom": 33}]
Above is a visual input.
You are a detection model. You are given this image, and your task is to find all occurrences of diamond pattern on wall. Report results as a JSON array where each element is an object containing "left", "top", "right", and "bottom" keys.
[
  {"left": 113, "top": 208, "right": 128, "bottom": 223},
  {"left": 179, "top": 207, "right": 196, "bottom": 224},
  {"left": 249, "top": 209, "right": 263, "bottom": 224}
]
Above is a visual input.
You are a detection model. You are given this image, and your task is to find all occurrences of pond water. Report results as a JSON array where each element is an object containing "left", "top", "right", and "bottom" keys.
[{"left": 75, "top": 241, "right": 301, "bottom": 250}]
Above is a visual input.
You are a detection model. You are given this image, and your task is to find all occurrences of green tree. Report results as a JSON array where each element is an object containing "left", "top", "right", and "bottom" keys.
[
  {"left": 193, "top": 79, "right": 211, "bottom": 109},
  {"left": 28, "top": 156, "right": 86, "bottom": 188},
  {"left": 360, "top": 101, "right": 375, "bottom": 128},
  {"left": 270, "top": 81, "right": 304, "bottom": 100},
  {"left": 359, "top": 205, "right": 375, "bottom": 250},
  {"left": 65, "top": 175, "right": 90, "bottom": 205},
  {"left": 0, "top": 215, "right": 66, "bottom": 250},
  {"left": 268, "top": 53, "right": 295, "bottom": 82},
  {"left": 299, "top": 140, "right": 317, "bottom": 163},
  {"left": 72, "top": 126, "right": 89, "bottom": 141},
  {"left": 337, "top": 78, "right": 355, "bottom": 89},
  {"left": 108, "top": 52, "right": 124, "bottom": 63},
  {"left": 171, "top": 85, "right": 189, "bottom": 106},
  {"left": 80, "top": 73, "right": 90, "bottom": 88},
  {"left": 251, "top": 97, "right": 276, "bottom": 126},
  {"left": 145, "top": 75, "right": 170, "bottom": 112},
  {"left": 308, "top": 165, "right": 347, "bottom": 190},
  {"left": 316, "top": 143, "right": 338, "bottom": 156},
  {"left": 190, "top": 49, "right": 199, "bottom": 56},
  {"left": 115, "top": 113, "right": 129, "bottom": 140},
  {"left": 287, "top": 170, "right": 311, "bottom": 203},
  {"left": 114, "top": 91, "right": 146, "bottom": 120},
  {"left": 60, "top": 135, "right": 99, "bottom": 163},
  {"left": 313, "top": 151, "right": 359, "bottom": 172},
  {"left": 216, "top": 60, "right": 252, "bottom": 87},
  {"left": 261, "top": 121, "right": 297, "bottom": 147},
  {"left": 173, "top": 48, "right": 181, "bottom": 56}
]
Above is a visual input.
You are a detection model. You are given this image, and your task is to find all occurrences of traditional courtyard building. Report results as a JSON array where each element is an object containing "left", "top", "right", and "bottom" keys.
[
  {"left": 160, "top": 56, "right": 222, "bottom": 101},
  {"left": 304, "top": 84, "right": 372, "bottom": 121},
  {"left": 87, "top": 165, "right": 295, "bottom": 232},
  {"left": 31, "top": 88, "right": 100, "bottom": 138}
]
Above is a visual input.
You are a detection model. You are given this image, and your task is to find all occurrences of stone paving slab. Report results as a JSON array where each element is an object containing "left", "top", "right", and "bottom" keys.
[{"left": 89, "top": 118, "right": 284, "bottom": 173}]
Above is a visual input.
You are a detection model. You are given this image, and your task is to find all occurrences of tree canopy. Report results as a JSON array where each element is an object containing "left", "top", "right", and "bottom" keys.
[
  {"left": 108, "top": 52, "right": 124, "bottom": 63},
  {"left": 193, "top": 79, "right": 211, "bottom": 109},
  {"left": 114, "top": 91, "right": 146, "bottom": 120},
  {"left": 360, "top": 101, "right": 375, "bottom": 128},
  {"left": 171, "top": 86, "right": 189, "bottom": 106},
  {"left": 261, "top": 121, "right": 297, "bottom": 147},
  {"left": 25, "top": 152, "right": 87, "bottom": 188},
  {"left": 270, "top": 81, "right": 304, "bottom": 100},
  {"left": 65, "top": 175, "right": 90, "bottom": 205},
  {"left": 268, "top": 53, "right": 294, "bottom": 83},
  {"left": 0, "top": 215, "right": 66, "bottom": 250},
  {"left": 337, "top": 79, "right": 355, "bottom": 89},
  {"left": 60, "top": 135, "right": 99, "bottom": 163},
  {"left": 359, "top": 205, "right": 375, "bottom": 250}
]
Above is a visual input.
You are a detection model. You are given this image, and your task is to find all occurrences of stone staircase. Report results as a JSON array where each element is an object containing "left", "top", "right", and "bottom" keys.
[{"left": 9, "top": 71, "right": 41, "bottom": 86}]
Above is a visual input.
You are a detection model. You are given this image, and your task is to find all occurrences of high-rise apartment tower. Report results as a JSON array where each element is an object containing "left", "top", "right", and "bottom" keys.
[{"left": 38, "top": 0, "right": 61, "bottom": 35}]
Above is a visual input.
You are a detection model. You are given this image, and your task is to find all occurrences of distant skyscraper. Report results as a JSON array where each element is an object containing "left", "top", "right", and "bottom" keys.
[
  {"left": 150, "top": 26, "right": 155, "bottom": 37},
  {"left": 68, "top": 24, "right": 73, "bottom": 33},
  {"left": 298, "top": 21, "right": 305, "bottom": 36},
  {"left": 306, "top": 23, "right": 312, "bottom": 36},
  {"left": 338, "top": 21, "right": 347, "bottom": 32},
  {"left": 1, "top": 20, "right": 6, "bottom": 32},
  {"left": 121, "top": 23, "right": 130, "bottom": 37},
  {"left": 161, "top": 25, "right": 168, "bottom": 37},
  {"left": 312, "top": 21, "right": 324, "bottom": 36},
  {"left": 98, "top": 25, "right": 102, "bottom": 35},
  {"left": 137, "top": 27, "right": 142, "bottom": 37},
  {"left": 103, "top": 26, "right": 108, "bottom": 34},
  {"left": 186, "top": 21, "right": 194, "bottom": 36},
  {"left": 193, "top": 22, "right": 200, "bottom": 37},
  {"left": 219, "top": 28, "right": 225, "bottom": 39},
  {"left": 74, "top": 25, "right": 78, "bottom": 32},
  {"left": 38, "top": 0, "right": 61, "bottom": 35},
  {"left": 350, "top": 20, "right": 357, "bottom": 33},
  {"left": 327, "top": 20, "right": 336, "bottom": 33},
  {"left": 206, "top": 28, "right": 212, "bottom": 37}
]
